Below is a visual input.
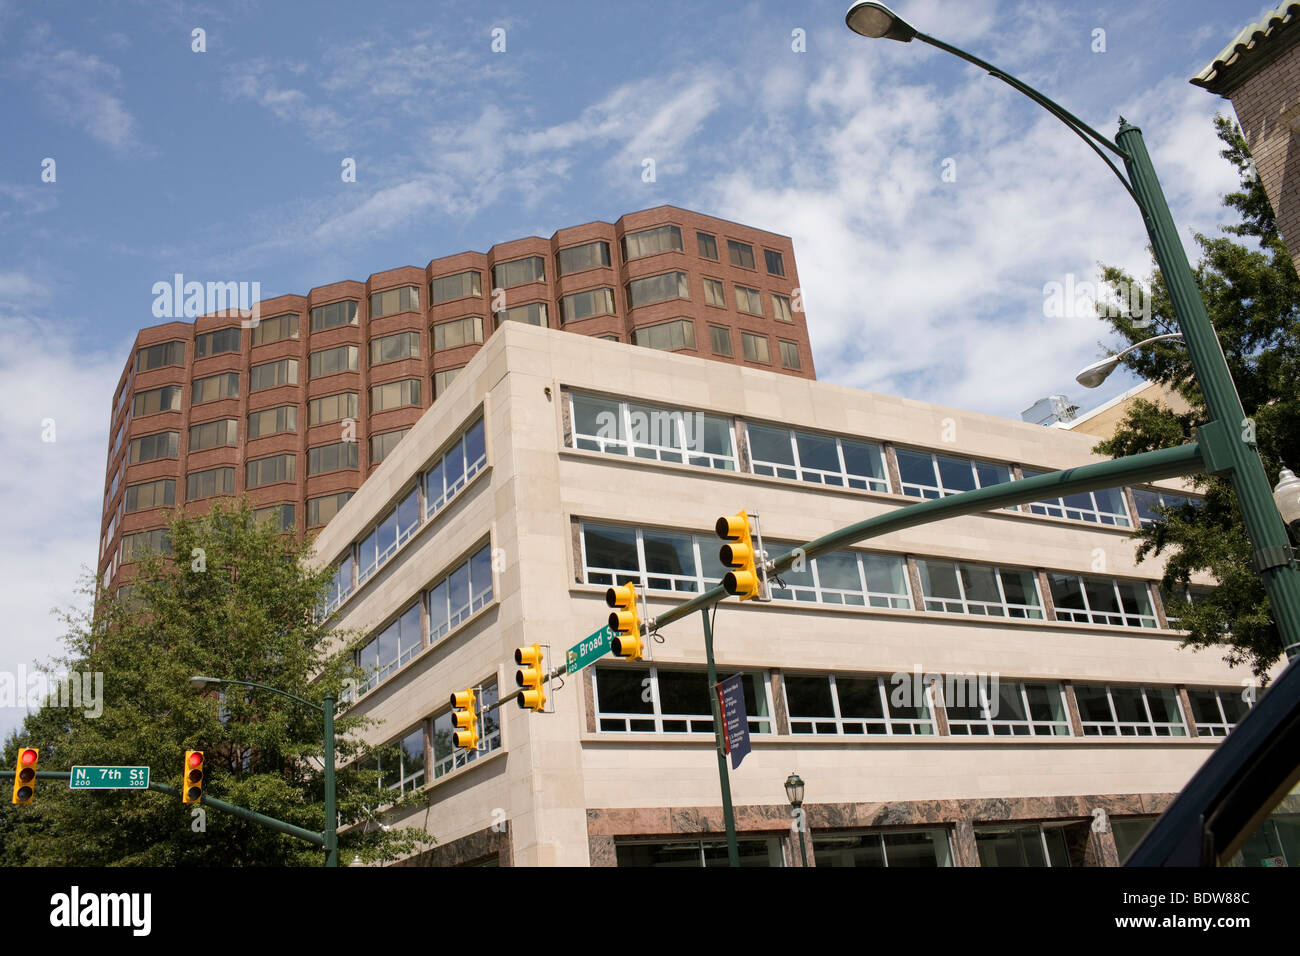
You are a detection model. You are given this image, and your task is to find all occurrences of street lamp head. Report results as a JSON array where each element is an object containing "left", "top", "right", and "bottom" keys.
[
  {"left": 784, "top": 772, "right": 806, "bottom": 807},
  {"left": 845, "top": 2, "right": 918, "bottom": 42},
  {"left": 189, "top": 675, "right": 223, "bottom": 691},
  {"left": 1275, "top": 468, "right": 1300, "bottom": 535},
  {"left": 1075, "top": 356, "right": 1120, "bottom": 389}
]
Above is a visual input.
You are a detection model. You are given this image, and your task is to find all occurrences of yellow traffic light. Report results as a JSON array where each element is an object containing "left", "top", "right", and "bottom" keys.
[
  {"left": 717, "top": 511, "right": 761, "bottom": 600},
  {"left": 11, "top": 747, "right": 37, "bottom": 805},
  {"left": 450, "top": 689, "right": 478, "bottom": 750},
  {"left": 514, "top": 644, "right": 547, "bottom": 712},
  {"left": 606, "top": 582, "right": 643, "bottom": 660},
  {"left": 182, "top": 750, "right": 204, "bottom": 804}
]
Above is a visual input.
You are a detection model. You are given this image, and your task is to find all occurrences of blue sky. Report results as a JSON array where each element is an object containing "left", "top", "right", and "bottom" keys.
[{"left": 0, "top": 0, "right": 1275, "bottom": 737}]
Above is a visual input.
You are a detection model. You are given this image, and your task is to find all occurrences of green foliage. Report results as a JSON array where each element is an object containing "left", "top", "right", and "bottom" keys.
[
  {"left": 1, "top": 499, "right": 431, "bottom": 866},
  {"left": 1093, "top": 115, "right": 1300, "bottom": 677}
]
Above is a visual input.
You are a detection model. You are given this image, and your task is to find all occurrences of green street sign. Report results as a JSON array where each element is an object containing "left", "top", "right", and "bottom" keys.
[
  {"left": 567, "top": 625, "right": 613, "bottom": 674},
  {"left": 68, "top": 766, "right": 150, "bottom": 790}
]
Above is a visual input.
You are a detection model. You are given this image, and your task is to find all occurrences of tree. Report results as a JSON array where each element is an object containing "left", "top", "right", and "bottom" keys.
[
  {"left": 1092, "top": 115, "right": 1300, "bottom": 678},
  {"left": 1, "top": 500, "right": 430, "bottom": 866}
]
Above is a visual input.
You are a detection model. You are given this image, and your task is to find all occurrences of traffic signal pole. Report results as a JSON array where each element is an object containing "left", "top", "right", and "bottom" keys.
[{"left": 701, "top": 606, "right": 741, "bottom": 867}]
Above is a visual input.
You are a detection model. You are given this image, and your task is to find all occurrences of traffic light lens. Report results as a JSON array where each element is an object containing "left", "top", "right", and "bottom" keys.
[
  {"left": 188, "top": 752, "right": 203, "bottom": 767},
  {"left": 187, "top": 769, "right": 203, "bottom": 784},
  {"left": 186, "top": 787, "right": 201, "bottom": 801},
  {"left": 15, "top": 787, "right": 32, "bottom": 801},
  {"left": 19, "top": 749, "right": 36, "bottom": 766}
]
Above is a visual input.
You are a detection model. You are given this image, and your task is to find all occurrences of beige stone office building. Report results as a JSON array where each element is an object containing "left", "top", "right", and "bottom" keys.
[{"left": 312, "top": 321, "right": 1253, "bottom": 867}]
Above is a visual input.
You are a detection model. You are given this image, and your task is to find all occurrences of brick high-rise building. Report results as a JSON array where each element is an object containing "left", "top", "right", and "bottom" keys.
[{"left": 98, "top": 206, "right": 814, "bottom": 596}]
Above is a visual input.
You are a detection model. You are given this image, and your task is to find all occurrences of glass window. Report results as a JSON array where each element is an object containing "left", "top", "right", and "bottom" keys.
[
  {"left": 135, "top": 341, "right": 185, "bottom": 372},
  {"left": 727, "top": 240, "right": 755, "bottom": 269},
  {"left": 431, "top": 270, "right": 482, "bottom": 304},
  {"left": 309, "top": 441, "right": 359, "bottom": 476},
  {"left": 128, "top": 431, "right": 179, "bottom": 464},
  {"left": 494, "top": 302, "right": 547, "bottom": 328},
  {"left": 246, "top": 453, "right": 295, "bottom": 488},
  {"left": 369, "top": 331, "right": 421, "bottom": 365},
  {"left": 734, "top": 285, "right": 763, "bottom": 315},
  {"left": 975, "top": 825, "right": 1072, "bottom": 867},
  {"left": 253, "top": 503, "right": 295, "bottom": 531},
  {"left": 557, "top": 240, "right": 611, "bottom": 275},
  {"left": 1111, "top": 818, "right": 1159, "bottom": 863},
  {"left": 1049, "top": 573, "right": 1156, "bottom": 628},
  {"left": 785, "top": 673, "right": 933, "bottom": 735},
  {"left": 1132, "top": 487, "right": 1198, "bottom": 527},
  {"left": 697, "top": 232, "right": 718, "bottom": 260},
  {"left": 186, "top": 466, "right": 235, "bottom": 500},
  {"left": 310, "top": 345, "right": 358, "bottom": 378},
  {"left": 571, "top": 393, "right": 737, "bottom": 470},
  {"left": 370, "top": 378, "right": 421, "bottom": 412},
  {"left": 133, "top": 385, "right": 183, "bottom": 417},
  {"left": 916, "top": 559, "right": 1043, "bottom": 618},
  {"left": 308, "top": 491, "right": 353, "bottom": 527},
  {"left": 1021, "top": 467, "right": 1131, "bottom": 526},
  {"left": 423, "top": 420, "right": 485, "bottom": 517},
  {"left": 371, "top": 428, "right": 410, "bottom": 464},
  {"left": 944, "top": 679, "right": 1070, "bottom": 736},
  {"left": 124, "top": 478, "right": 175, "bottom": 513},
  {"left": 433, "top": 316, "right": 483, "bottom": 350},
  {"left": 814, "top": 829, "right": 953, "bottom": 868},
  {"left": 308, "top": 392, "right": 358, "bottom": 426},
  {"left": 249, "top": 359, "right": 297, "bottom": 391},
  {"left": 560, "top": 287, "right": 615, "bottom": 324},
  {"left": 779, "top": 340, "right": 801, "bottom": 370},
  {"left": 356, "top": 601, "right": 424, "bottom": 693},
  {"left": 194, "top": 327, "right": 241, "bottom": 359},
  {"left": 192, "top": 372, "right": 240, "bottom": 405},
  {"left": 621, "top": 225, "right": 683, "bottom": 261},
  {"left": 895, "top": 448, "right": 1011, "bottom": 499},
  {"left": 369, "top": 286, "right": 419, "bottom": 318},
  {"left": 626, "top": 272, "right": 689, "bottom": 308},
  {"left": 741, "top": 332, "right": 769, "bottom": 363},
  {"left": 189, "top": 418, "right": 237, "bottom": 451},
  {"left": 632, "top": 319, "right": 695, "bottom": 351},
  {"left": 434, "top": 367, "right": 463, "bottom": 395},
  {"left": 1074, "top": 684, "right": 1187, "bottom": 736},
  {"left": 120, "top": 528, "right": 171, "bottom": 563},
  {"left": 492, "top": 257, "right": 545, "bottom": 289},
  {"left": 709, "top": 326, "right": 732, "bottom": 356},
  {"left": 772, "top": 294, "right": 794, "bottom": 323},
  {"left": 768, "top": 546, "right": 910, "bottom": 609},
  {"left": 764, "top": 249, "right": 786, "bottom": 276},
  {"left": 247, "top": 405, "right": 297, "bottom": 439},
  {"left": 251, "top": 313, "right": 298, "bottom": 346},
  {"left": 426, "top": 543, "right": 494, "bottom": 642},
  {"left": 594, "top": 665, "right": 770, "bottom": 734},
  {"left": 310, "top": 300, "right": 358, "bottom": 331},
  {"left": 1187, "top": 687, "right": 1253, "bottom": 736},
  {"left": 702, "top": 277, "right": 726, "bottom": 308},
  {"left": 746, "top": 423, "right": 889, "bottom": 491}
]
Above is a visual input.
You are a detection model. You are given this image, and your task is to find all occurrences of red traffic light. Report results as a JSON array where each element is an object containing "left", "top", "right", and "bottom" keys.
[
  {"left": 187, "top": 751, "right": 203, "bottom": 768},
  {"left": 19, "top": 749, "right": 36, "bottom": 766}
]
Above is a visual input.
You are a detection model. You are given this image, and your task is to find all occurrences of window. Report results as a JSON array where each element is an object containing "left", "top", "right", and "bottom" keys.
[
  {"left": 944, "top": 680, "right": 1070, "bottom": 736},
  {"left": 433, "top": 368, "right": 463, "bottom": 395},
  {"left": 247, "top": 405, "right": 297, "bottom": 439},
  {"left": 356, "top": 601, "right": 423, "bottom": 694},
  {"left": 709, "top": 326, "right": 732, "bottom": 356},
  {"left": 251, "top": 313, "right": 298, "bottom": 346},
  {"left": 107, "top": 467, "right": 121, "bottom": 502},
  {"left": 779, "top": 340, "right": 801, "bottom": 370},
  {"left": 371, "top": 725, "right": 425, "bottom": 794},
  {"left": 1112, "top": 818, "right": 1160, "bottom": 862},
  {"left": 745, "top": 423, "right": 889, "bottom": 491},
  {"left": 1187, "top": 687, "right": 1253, "bottom": 737},
  {"left": 895, "top": 449, "right": 1011, "bottom": 499},
  {"left": 1048, "top": 574, "right": 1156, "bottom": 628},
  {"left": 124, "top": 478, "right": 175, "bottom": 513},
  {"left": 194, "top": 327, "right": 241, "bottom": 359},
  {"left": 615, "top": 837, "right": 783, "bottom": 868},
  {"left": 1132, "top": 487, "right": 1198, "bottom": 527},
  {"left": 727, "top": 240, "right": 755, "bottom": 269},
  {"left": 593, "top": 665, "right": 771, "bottom": 734},
  {"left": 632, "top": 319, "right": 695, "bottom": 351},
  {"left": 626, "top": 272, "right": 689, "bottom": 308},
  {"left": 369, "top": 285, "right": 419, "bottom": 318},
  {"left": 187, "top": 466, "right": 235, "bottom": 500},
  {"left": 492, "top": 256, "right": 545, "bottom": 289},
  {"left": 1074, "top": 683, "right": 1186, "bottom": 736},
  {"left": 357, "top": 487, "right": 422, "bottom": 584},
  {"left": 308, "top": 491, "right": 353, "bottom": 528},
  {"left": 246, "top": 453, "right": 295, "bottom": 488},
  {"left": 426, "top": 543, "right": 495, "bottom": 642},
  {"left": 310, "top": 300, "right": 358, "bottom": 331},
  {"left": 702, "top": 277, "right": 726, "bottom": 308},
  {"left": 581, "top": 522, "right": 725, "bottom": 595},
  {"left": 128, "top": 431, "right": 178, "bottom": 464},
  {"left": 323, "top": 553, "right": 355, "bottom": 614},
  {"left": 249, "top": 359, "right": 297, "bottom": 391},
  {"left": 370, "top": 378, "right": 420, "bottom": 412},
  {"left": 135, "top": 341, "right": 185, "bottom": 372},
  {"left": 494, "top": 302, "right": 547, "bottom": 328},
  {"left": 764, "top": 249, "right": 786, "bottom": 276},
  {"left": 371, "top": 428, "right": 410, "bottom": 464},
  {"left": 785, "top": 673, "right": 934, "bottom": 735},
  {"left": 741, "top": 332, "right": 769, "bottom": 363},
  {"left": 814, "top": 829, "right": 953, "bottom": 868},
  {"left": 432, "top": 681, "right": 500, "bottom": 777},
  {"left": 309, "top": 441, "right": 359, "bottom": 475},
  {"left": 253, "top": 503, "right": 295, "bottom": 532},
  {"left": 433, "top": 316, "right": 483, "bottom": 350},
  {"left": 189, "top": 419, "right": 237, "bottom": 452},
  {"left": 772, "top": 294, "right": 794, "bottom": 323},
  {"left": 734, "top": 285, "right": 763, "bottom": 316},
  {"left": 309, "top": 392, "right": 358, "bottom": 426},
  {"left": 310, "top": 345, "right": 358, "bottom": 378},
  {"left": 1162, "top": 583, "right": 1217, "bottom": 629},
  {"left": 697, "top": 231, "right": 718, "bottom": 260},
  {"left": 424, "top": 419, "right": 486, "bottom": 519},
  {"left": 621, "top": 225, "right": 682, "bottom": 261},
  {"left": 431, "top": 270, "right": 482, "bottom": 304},
  {"left": 560, "top": 287, "right": 615, "bottom": 323},
  {"left": 1021, "top": 467, "right": 1130, "bottom": 526},
  {"left": 120, "top": 528, "right": 171, "bottom": 563},
  {"left": 571, "top": 393, "right": 737, "bottom": 470},
  {"left": 557, "top": 240, "right": 611, "bottom": 275},
  {"left": 369, "top": 331, "right": 421, "bottom": 365},
  {"left": 975, "top": 825, "right": 1071, "bottom": 867},
  {"left": 133, "top": 385, "right": 182, "bottom": 417},
  {"left": 768, "top": 547, "right": 911, "bottom": 608},
  {"left": 192, "top": 372, "right": 240, "bottom": 405},
  {"left": 916, "top": 559, "right": 1043, "bottom": 618}
]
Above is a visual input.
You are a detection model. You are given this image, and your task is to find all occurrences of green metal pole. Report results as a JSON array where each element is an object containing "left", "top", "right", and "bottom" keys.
[
  {"left": 323, "top": 693, "right": 337, "bottom": 867},
  {"left": 797, "top": 810, "right": 808, "bottom": 867},
  {"left": 701, "top": 607, "right": 740, "bottom": 867},
  {"left": 1116, "top": 121, "right": 1300, "bottom": 660}
]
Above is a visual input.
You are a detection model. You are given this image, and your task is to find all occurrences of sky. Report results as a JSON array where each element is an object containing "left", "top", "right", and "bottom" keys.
[{"left": 0, "top": 0, "right": 1276, "bottom": 739}]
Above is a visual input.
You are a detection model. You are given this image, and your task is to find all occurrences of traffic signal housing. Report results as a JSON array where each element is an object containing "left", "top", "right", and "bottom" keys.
[
  {"left": 606, "top": 582, "right": 643, "bottom": 660},
  {"left": 450, "top": 689, "right": 478, "bottom": 750},
  {"left": 182, "top": 750, "right": 204, "bottom": 804},
  {"left": 515, "top": 644, "right": 547, "bottom": 712},
  {"left": 717, "top": 511, "right": 761, "bottom": 600},
  {"left": 11, "top": 747, "right": 37, "bottom": 805}
]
